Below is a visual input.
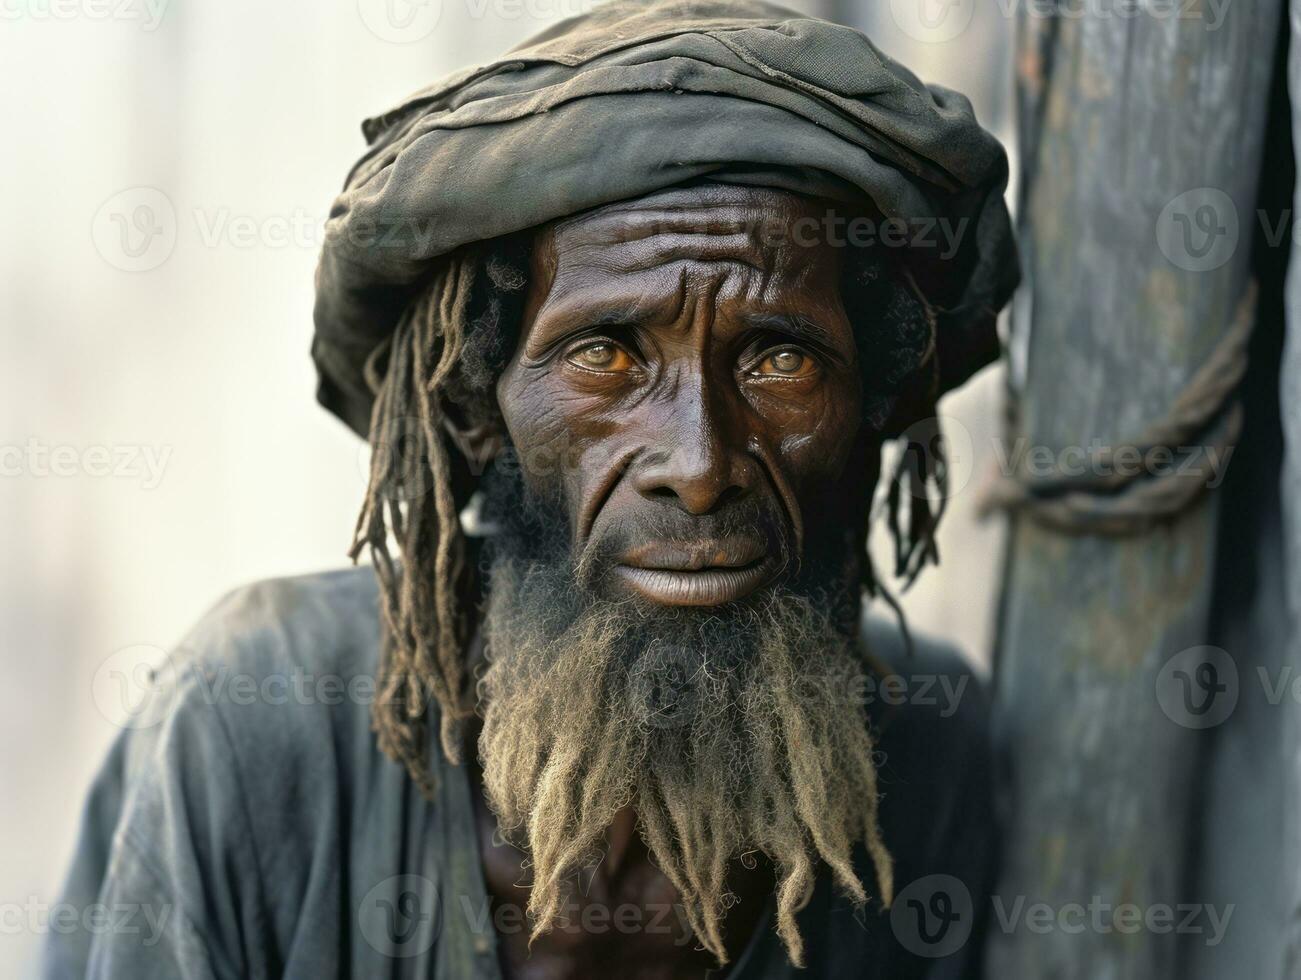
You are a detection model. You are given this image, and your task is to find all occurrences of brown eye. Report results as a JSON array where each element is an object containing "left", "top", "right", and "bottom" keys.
[
  {"left": 567, "top": 342, "right": 634, "bottom": 373},
  {"left": 754, "top": 348, "right": 815, "bottom": 378}
]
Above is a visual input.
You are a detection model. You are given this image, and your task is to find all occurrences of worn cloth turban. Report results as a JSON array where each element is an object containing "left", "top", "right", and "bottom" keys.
[{"left": 312, "top": 0, "right": 1018, "bottom": 438}]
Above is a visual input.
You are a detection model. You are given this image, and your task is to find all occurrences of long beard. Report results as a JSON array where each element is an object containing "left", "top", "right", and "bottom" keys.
[{"left": 474, "top": 468, "right": 893, "bottom": 967}]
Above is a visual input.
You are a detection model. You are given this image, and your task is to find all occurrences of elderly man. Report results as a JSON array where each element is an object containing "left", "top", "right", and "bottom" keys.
[{"left": 49, "top": 2, "right": 1017, "bottom": 977}]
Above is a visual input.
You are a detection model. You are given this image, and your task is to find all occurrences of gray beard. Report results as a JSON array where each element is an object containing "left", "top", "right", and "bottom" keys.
[{"left": 475, "top": 549, "right": 894, "bottom": 968}]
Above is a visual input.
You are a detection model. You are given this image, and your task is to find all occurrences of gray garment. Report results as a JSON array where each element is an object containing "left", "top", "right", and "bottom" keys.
[{"left": 45, "top": 567, "right": 994, "bottom": 979}]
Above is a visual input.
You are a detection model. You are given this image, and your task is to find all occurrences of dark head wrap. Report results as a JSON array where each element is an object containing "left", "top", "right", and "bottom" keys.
[
  {"left": 320, "top": 0, "right": 1019, "bottom": 794},
  {"left": 312, "top": 0, "right": 1018, "bottom": 438}
]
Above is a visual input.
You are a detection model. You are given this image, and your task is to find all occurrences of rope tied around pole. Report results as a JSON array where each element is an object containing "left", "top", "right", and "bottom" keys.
[{"left": 980, "top": 280, "right": 1258, "bottom": 536}]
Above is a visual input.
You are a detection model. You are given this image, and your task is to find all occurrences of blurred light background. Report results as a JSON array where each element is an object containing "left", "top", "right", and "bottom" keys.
[{"left": 0, "top": 1, "right": 1012, "bottom": 974}]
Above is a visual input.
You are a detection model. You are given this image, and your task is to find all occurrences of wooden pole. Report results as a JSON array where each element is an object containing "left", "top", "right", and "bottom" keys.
[{"left": 989, "top": 3, "right": 1282, "bottom": 977}]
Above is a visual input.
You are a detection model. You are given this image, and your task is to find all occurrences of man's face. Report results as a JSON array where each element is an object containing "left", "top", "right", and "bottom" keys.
[
  {"left": 495, "top": 184, "right": 867, "bottom": 608},
  {"left": 480, "top": 186, "right": 889, "bottom": 968}
]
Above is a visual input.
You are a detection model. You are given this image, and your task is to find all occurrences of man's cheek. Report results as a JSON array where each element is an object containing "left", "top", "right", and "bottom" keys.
[
  {"left": 501, "top": 378, "right": 574, "bottom": 479},
  {"left": 778, "top": 439, "right": 853, "bottom": 503},
  {"left": 775, "top": 399, "right": 860, "bottom": 480},
  {"left": 511, "top": 426, "right": 566, "bottom": 483},
  {"left": 521, "top": 437, "right": 609, "bottom": 538}
]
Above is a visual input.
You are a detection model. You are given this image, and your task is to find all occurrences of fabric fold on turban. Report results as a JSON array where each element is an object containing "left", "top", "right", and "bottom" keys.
[{"left": 313, "top": 0, "right": 1019, "bottom": 437}]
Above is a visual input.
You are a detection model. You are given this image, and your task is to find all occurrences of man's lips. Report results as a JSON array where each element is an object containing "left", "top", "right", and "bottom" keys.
[{"left": 613, "top": 537, "right": 777, "bottom": 606}]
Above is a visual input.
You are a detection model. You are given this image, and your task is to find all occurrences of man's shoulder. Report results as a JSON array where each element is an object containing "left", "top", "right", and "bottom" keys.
[
  {"left": 114, "top": 566, "right": 386, "bottom": 807},
  {"left": 53, "top": 568, "right": 406, "bottom": 978},
  {"left": 108, "top": 566, "right": 392, "bottom": 856},
  {"left": 858, "top": 610, "right": 992, "bottom": 819},
  {"left": 858, "top": 612, "right": 996, "bottom": 911},
  {"left": 176, "top": 564, "right": 381, "bottom": 682},
  {"left": 860, "top": 610, "right": 990, "bottom": 736}
]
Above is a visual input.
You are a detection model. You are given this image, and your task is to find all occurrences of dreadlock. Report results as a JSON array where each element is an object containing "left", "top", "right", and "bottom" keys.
[
  {"left": 351, "top": 236, "right": 947, "bottom": 796},
  {"left": 349, "top": 242, "right": 528, "bottom": 795},
  {"left": 846, "top": 248, "right": 948, "bottom": 649}
]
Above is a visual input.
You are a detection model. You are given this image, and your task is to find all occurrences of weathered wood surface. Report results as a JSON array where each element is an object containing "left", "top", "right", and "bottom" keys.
[
  {"left": 1177, "top": 20, "right": 1298, "bottom": 979},
  {"left": 1279, "top": 2, "right": 1301, "bottom": 972},
  {"left": 989, "top": 4, "right": 1283, "bottom": 978}
]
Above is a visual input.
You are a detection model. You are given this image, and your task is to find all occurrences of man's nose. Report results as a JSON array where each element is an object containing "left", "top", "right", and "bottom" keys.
[{"left": 632, "top": 388, "right": 756, "bottom": 515}]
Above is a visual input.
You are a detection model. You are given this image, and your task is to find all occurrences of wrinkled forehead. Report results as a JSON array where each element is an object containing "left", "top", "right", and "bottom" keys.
[{"left": 531, "top": 183, "right": 849, "bottom": 290}]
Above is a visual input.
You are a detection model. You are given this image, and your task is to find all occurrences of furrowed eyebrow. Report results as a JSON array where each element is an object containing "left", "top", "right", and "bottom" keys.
[
  {"left": 587, "top": 304, "right": 652, "bottom": 328},
  {"left": 534, "top": 296, "right": 663, "bottom": 337},
  {"left": 524, "top": 298, "right": 659, "bottom": 360},
  {"left": 741, "top": 312, "right": 842, "bottom": 354}
]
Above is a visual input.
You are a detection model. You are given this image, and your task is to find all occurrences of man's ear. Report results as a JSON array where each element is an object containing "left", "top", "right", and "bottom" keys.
[{"left": 441, "top": 404, "right": 505, "bottom": 480}]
